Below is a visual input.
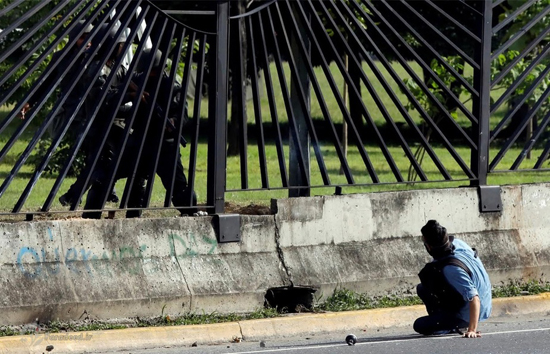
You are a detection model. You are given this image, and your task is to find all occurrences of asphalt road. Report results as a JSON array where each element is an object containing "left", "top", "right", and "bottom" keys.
[{"left": 112, "top": 314, "right": 550, "bottom": 354}]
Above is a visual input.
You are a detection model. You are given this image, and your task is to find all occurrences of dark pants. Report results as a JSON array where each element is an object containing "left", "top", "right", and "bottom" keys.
[
  {"left": 82, "top": 127, "right": 142, "bottom": 219},
  {"left": 83, "top": 135, "right": 197, "bottom": 219},
  {"left": 413, "top": 283, "right": 469, "bottom": 335},
  {"left": 154, "top": 140, "right": 197, "bottom": 216},
  {"left": 63, "top": 125, "right": 120, "bottom": 207}
]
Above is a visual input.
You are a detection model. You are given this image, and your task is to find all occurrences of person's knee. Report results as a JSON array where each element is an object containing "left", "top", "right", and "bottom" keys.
[
  {"left": 413, "top": 316, "right": 431, "bottom": 335},
  {"left": 413, "top": 317, "right": 424, "bottom": 334}
]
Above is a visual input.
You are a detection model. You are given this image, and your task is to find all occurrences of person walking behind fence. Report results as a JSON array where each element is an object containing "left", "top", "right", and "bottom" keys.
[
  {"left": 58, "top": 25, "right": 138, "bottom": 208},
  {"left": 414, "top": 220, "right": 492, "bottom": 338},
  {"left": 82, "top": 48, "right": 198, "bottom": 219},
  {"left": 125, "top": 48, "right": 197, "bottom": 217}
]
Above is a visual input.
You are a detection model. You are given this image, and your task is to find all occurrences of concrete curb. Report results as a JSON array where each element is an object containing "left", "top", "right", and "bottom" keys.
[{"left": 1, "top": 294, "right": 549, "bottom": 354}]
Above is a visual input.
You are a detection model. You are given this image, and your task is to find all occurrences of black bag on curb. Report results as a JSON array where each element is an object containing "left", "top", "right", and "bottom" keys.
[{"left": 418, "top": 256, "right": 472, "bottom": 312}]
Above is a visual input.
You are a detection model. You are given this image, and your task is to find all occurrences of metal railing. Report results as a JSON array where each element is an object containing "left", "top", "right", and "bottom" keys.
[{"left": 0, "top": 0, "right": 549, "bottom": 218}]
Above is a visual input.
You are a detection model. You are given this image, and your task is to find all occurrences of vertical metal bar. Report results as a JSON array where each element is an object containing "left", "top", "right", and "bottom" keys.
[
  {"left": 117, "top": 15, "right": 169, "bottom": 210},
  {"left": 471, "top": 0, "right": 492, "bottom": 186},
  {"left": 265, "top": 8, "right": 310, "bottom": 187},
  {"left": 186, "top": 34, "right": 207, "bottom": 210},
  {"left": 164, "top": 27, "right": 187, "bottom": 207},
  {"left": 283, "top": 0, "right": 354, "bottom": 184},
  {"left": 122, "top": 21, "right": 176, "bottom": 212},
  {"left": 294, "top": 1, "right": 378, "bottom": 183},
  {"left": 256, "top": 13, "right": 289, "bottom": 187},
  {"left": 288, "top": 2, "right": 311, "bottom": 197},
  {"left": 230, "top": 12, "right": 249, "bottom": 190},
  {"left": 207, "top": 0, "right": 230, "bottom": 214},
  {"left": 247, "top": 16, "right": 269, "bottom": 189},
  {"left": 272, "top": 3, "right": 330, "bottom": 187}
]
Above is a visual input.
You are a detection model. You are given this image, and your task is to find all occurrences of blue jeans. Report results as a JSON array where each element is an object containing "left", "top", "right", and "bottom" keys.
[{"left": 413, "top": 284, "right": 469, "bottom": 335}]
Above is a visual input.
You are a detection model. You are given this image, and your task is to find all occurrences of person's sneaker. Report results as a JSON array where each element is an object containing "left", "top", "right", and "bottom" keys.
[
  {"left": 431, "top": 329, "right": 452, "bottom": 336},
  {"left": 59, "top": 193, "right": 72, "bottom": 207},
  {"left": 107, "top": 190, "right": 119, "bottom": 203}
]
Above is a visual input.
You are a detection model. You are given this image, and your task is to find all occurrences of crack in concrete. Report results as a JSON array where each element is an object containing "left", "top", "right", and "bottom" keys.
[
  {"left": 238, "top": 321, "right": 245, "bottom": 340},
  {"left": 169, "top": 235, "right": 193, "bottom": 311},
  {"left": 273, "top": 216, "right": 293, "bottom": 286},
  {"left": 55, "top": 222, "right": 80, "bottom": 303}
]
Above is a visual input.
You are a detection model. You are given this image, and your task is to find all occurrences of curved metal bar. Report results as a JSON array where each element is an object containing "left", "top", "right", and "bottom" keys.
[
  {"left": 146, "top": 0, "right": 217, "bottom": 35},
  {"left": 229, "top": 0, "right": 277, "bottom": 19}
]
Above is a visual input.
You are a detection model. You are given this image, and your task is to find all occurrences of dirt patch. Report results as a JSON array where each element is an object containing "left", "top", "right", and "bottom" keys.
[
  {"left": 0, "top": 201, "right": 274, "bottom": 223},
  {"left": 224, "top": 201, "right": 273, "bottom": 215}
]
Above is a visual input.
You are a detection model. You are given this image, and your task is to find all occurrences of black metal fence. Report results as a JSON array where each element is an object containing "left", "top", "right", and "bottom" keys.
[{"left": 0, "top": 0, "right": 548, "bottom": 218}]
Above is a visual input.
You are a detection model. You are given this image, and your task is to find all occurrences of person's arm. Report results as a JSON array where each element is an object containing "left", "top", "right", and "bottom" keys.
[
  {"left": 442, "top": 264, "right": 483, "bottom": 338},
  {"left": 464, "top": 295, "right": 481, "bottom": 338}
]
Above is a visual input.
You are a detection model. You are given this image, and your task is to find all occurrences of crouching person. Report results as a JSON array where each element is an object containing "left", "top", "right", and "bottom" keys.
[{"left": 414, "top": 220, "right": 492, "bottom": 338}]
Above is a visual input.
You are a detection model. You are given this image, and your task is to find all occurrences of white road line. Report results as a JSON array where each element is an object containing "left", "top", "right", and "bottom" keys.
[{"left": 227, "top": 327, "right": 550, "bottom": 354}]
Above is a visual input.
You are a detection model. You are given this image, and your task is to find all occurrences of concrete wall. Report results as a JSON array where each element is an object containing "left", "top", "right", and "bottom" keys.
[{"left": 1, "top": 183, "right": 550, "bottom": 325}]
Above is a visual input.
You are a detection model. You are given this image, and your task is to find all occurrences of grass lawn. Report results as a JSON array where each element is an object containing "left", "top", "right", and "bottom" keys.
[{"left": 1, "top": 61, "right": 549, "bottom": 216}]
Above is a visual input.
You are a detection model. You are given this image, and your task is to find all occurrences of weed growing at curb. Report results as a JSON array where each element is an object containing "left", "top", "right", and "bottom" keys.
[
  {"left": 0, "top": 308, "right": 281, "bottom": 338},
  {"left": 316, "top": 288, "right": 423, "bottom": 312},
  {"left": 0, "top": 327, "right": 18, "bottom": 337},
  {"left": 492, "top": 279, "right": 550, "bottom": 298},
  {"left": 136, "top": 308, "right": 280, "bottom": 327},
  {"left": 47, "top": 320, "right": 127, "bottom": 332},
  {"left": 1, "top": 280, "right": 549, "bottom": 338}
]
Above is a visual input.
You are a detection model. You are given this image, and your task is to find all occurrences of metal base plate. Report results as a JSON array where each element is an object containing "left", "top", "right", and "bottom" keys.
[
  {"left": 478, "top": 185, "right": 502, "bottom": 213},
  {"left": 214, "top": 214, "right": 241, "bottom": 243}
]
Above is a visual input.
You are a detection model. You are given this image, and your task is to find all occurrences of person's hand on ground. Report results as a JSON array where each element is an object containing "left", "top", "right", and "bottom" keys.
[{"left": 462, "top": 331, "right": 481, "bottom": 338}]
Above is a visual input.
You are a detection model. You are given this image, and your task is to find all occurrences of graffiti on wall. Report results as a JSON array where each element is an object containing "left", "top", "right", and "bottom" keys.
[{"left": 15, "top": 228, "right": 217, "bottom": 278}]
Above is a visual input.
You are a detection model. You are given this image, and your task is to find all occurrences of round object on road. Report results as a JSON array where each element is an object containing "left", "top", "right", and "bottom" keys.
[{"left": 345, "top": 334, "right": 357, "bottom": 346}]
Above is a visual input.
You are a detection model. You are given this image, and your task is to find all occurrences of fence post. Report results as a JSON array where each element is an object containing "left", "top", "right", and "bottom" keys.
[
  {"left": 471, "top": 0, "right": 492, "bottom": 187},
  {"left": 207, "top": 0, "right": 230, "bottom": 214},
  {"left": 472, "top": 0, "right": 502, "bottom": 213},
  {"left": 288, "top": 3, "right": 311, "bottom": 198}
]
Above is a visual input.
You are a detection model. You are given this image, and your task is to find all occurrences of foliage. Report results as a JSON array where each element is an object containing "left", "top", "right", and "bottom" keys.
[
  {"left": 47, "top": 319, "right": 127, "bottom": 333},
  {"left": 136, "top": 307, "right": 280, "bottom": 327},
  {"left": 28, "top": 137, "right": 86, "bottom": 176},
  {"left": 0, "top": 326, "right": 18, "bottom": 337},
  {"left": 400, "top": 0, "right": 550, "bottom": 124},
  {"left": 497, "top": 0, "right": 550, "bottom": 54},
  {"left": 492, "top": 279, "right": 550, "bottom": 298},
  {"left": 316, "top": 288, "right": 422, "bottom": 312},
  {"left": 0, "top": 0, "right": 99, "bottom": 108},
  {"left": 323, "top": 0, "right": 371, "bottom": 38},
  {"left": 492, "top": 50, "right": 550, "bottom": 113},
  {"left": 402, "top": 56, "right": 468, "bottom": 121},
  {"left": 403, "top": 52, "right": 549, "bottom": 121}
]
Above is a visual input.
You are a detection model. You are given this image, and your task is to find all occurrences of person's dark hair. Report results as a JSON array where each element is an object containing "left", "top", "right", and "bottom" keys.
[{"left": 421, "top": 220, "right": 448, "bottom": 248}]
